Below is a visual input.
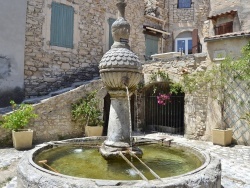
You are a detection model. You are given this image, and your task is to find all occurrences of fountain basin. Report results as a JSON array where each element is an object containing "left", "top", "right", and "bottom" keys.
[{"left": 17, "top": 137, "right": 221, "bottom": 188}]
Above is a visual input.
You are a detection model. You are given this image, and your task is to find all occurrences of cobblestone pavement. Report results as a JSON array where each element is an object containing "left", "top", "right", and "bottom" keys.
[{"left": 1, "top": 135, "right": 250, "bottom": 188}]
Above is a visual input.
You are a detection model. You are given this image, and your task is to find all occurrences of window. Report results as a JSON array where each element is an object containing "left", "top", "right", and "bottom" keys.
[
  {"left": 175, "top": 38, "right": 192, "bottom": 55},
  {"left": 108, "top": 18, "right": 116, "bottom": 49},
  {"left": 178, "top": 0, "right": 191, "bottom": 8},
  {"left": 145, "top": 35, "right": 159, "bottom": 59},
  {"left": 50, "top": 2, "right": 74, "bottom": 48},
  {"left": 214, "top": 21, "right": 233, "bottom": 35}
]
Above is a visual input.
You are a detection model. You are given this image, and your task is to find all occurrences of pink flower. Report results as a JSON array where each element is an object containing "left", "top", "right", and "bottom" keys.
[{"left": 157, "top": 93, "right": 171, "bottom": 105}]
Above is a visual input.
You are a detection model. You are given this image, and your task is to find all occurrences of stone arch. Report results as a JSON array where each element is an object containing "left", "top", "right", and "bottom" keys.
[
  {"left": 175, "top": 31, "right": 193, "bottom": 55},
  {"left": 173, "top": 29, "right": 193, "bottom": 39},
  {"left": 140, "top": 80, "right": 185, "bottom": 134}
]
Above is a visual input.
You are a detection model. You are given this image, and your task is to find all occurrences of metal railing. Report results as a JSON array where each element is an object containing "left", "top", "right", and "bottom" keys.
[{"left": 145, "top": 95, "right": 185, "bottom": 134}]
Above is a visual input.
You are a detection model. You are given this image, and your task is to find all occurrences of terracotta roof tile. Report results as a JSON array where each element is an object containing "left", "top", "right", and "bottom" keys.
[
  {"left": 204, "top": 31, "right": 250, "bottom": 42},
  {"left": 208, "top": 10, "right": 237, "bottom": 20}
]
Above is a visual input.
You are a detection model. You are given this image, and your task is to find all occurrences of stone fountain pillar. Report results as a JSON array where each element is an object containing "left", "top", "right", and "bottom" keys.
[{"left": 99, "top": 0, "right": 142, "bottom": 159}]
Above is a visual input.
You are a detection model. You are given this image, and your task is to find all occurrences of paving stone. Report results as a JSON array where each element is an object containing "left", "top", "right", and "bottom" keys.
[{"left": 1, "top": 134, "right": 250, "bottom": 187}]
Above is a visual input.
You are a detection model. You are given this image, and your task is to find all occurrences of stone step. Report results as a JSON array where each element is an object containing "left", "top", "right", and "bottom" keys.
[{"left": 0, "top": 77, "right": 101, "bottom": 114}]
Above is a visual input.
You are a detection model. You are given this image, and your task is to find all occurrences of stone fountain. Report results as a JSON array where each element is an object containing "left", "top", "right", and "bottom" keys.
[
  {"left": 99, "top": 0, "right": 143, "bottom": 159},
  {"left": 16, "top": 1, "right": 222, "bottom": 187}
]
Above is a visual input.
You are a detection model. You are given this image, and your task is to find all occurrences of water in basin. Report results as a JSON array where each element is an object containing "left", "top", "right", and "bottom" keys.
[{"left": 34, "top": 143, "right": 202, "bottom": 180}]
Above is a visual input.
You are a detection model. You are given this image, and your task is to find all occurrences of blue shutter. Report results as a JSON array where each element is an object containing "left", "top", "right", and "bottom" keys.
[
  {"left": 145, "top": 35, "right": 159, "bottom": 57},
  {"left": 50, "top": 2, "right": 74, "bottom": 48},
  {"left": 178, "top": 0, "right": 191, "bottom": 8},
  {"left": 108, "top": 18, "right": 116, "bottom": 49}
]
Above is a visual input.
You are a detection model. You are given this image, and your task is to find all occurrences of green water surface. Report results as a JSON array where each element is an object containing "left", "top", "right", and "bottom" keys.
[{"left": 34, "top": 144, "right": 202, "bottom": 180}]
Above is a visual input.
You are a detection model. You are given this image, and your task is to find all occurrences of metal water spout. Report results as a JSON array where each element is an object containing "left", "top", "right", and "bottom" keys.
[{"left": 99, "top": 0, "right": 142, "bottom": 159}]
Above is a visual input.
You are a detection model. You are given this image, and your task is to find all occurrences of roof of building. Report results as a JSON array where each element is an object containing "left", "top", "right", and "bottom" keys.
[
  {"left": 208, "top": 10, "right": 237, "bottom": 20},
  {"left": 204, "top": 31, "right": 250, "bottom": 42}
]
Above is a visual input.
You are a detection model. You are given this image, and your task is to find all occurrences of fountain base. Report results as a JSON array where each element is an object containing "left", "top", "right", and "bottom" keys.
[
  {"left": 17, "top": 137, "right": 221, "bottom": 187},
  {"left": 99, "top": 140, "right": 143, "bottom": 160}
]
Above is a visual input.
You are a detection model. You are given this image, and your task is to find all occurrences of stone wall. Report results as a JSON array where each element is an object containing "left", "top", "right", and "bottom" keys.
[
  {"left": 22, "top": 0, "right": 228, "bottom": 99},
  {"left": 208, "top": 0, "right": 250, "bottom": 34},
  {"left": 206, "top": 36, "right": 250, "bottom": 61},
  {"left": 1, "top": 53, "right": 212, "bottom": 146},
  {"left": 206, "top": 37, "right": 250, "bottom": 145},
  {"left": 138, "top": 54, "right": 214, "bottom": 140},
  {"left": 0, "top": 80, "right": 106, "bottom": 146},
  {"left": 24, "top": 0, "right": 166, "bottom": 98},
  {"left": 166, "top": 0, "right": 210, "bottom": 53}
]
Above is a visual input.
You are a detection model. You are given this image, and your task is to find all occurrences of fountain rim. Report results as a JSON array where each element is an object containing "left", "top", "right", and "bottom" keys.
[
  {"left": 27, "top": 136, "right": 211, "bottom": 183},
  {"left": 99, "top": 68, "right": 142, "bottom": 73}
]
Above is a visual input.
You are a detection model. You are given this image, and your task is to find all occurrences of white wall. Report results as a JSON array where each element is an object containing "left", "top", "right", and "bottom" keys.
[{"left": 0, "top": 0, "right": 27, "bottom": 107}]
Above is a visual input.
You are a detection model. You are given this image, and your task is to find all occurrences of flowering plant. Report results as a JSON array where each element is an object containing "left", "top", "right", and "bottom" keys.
[{"left": 157, "top": 93, "right": 171, "bottom": 105}]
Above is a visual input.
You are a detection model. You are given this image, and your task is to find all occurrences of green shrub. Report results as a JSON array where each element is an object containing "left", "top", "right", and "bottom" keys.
[
  {"left": 71, "top": 91, "right": 103, "bottom": 126},
  {"left": 1, "top": 101, "right": 37, "bottom": 131}
]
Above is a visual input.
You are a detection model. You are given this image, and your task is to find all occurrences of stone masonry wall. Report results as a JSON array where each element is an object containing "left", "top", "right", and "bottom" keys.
[
  {"left": 0, "top": 54, "right": 213, "bottom": 146},
  {"left": 209, "top": 0, "right": 250, "bottom": 32},
  {"left": 24, "top": 0, "right": 167, "bottom": 98},
  {"left": 166, "top": 0, "right": 210, "bottom": 53},
  {"left": 139, "top": 54, "right": 213, "bottom": 140},
  {"left": 0, "top": 80, "right": 106, "bottom": 146}
]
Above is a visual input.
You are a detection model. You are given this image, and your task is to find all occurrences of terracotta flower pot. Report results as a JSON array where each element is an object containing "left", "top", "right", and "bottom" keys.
[
  {"left": 12, "top": 129, "right": 33, "bottom": 150},
  {"left": 212, "top": 128, "right": 232, "bottom": 146},
  {"left": 85, "top": 126, "right": 103, "bottom": 137}
]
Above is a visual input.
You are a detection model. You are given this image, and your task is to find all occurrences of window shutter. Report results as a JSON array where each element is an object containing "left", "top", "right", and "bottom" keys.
[
  {"left": 215, "top": 21, "right": 233, "bottom": 35},
  {"left": 64, "top": 4, "right": 74, "bottom": 48},
  {"left": 108, "top": 18, "right": 116, "bottom": 49},
  {"left": 178, "top": 0, "right": 191, "bottom": 8},
  {"left": 145, "top": 35, "right": 159, "bottom": 57},
  {"left": 50, "top": 2, "right": 74, "bottom": 48},
  {"left": 225, "top": 21, "right": 233, "bottom": 33}
]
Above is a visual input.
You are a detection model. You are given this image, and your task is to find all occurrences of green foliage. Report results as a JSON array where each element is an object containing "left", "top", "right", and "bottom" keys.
[
  {"left": 182, "top": 43, "right": 250, "bottom": 93},
  {"left": 241, "top": 112, "right": 250, "bottom": 127},
  {"left": 71, "top": 91, "right": 103, "bottom": 127},
  {"left": 182, "top": 61, "right": 228, "bottom": 94},
  {"left": 150, "top": 70, "right": 170, "bottom": 82},
  {"left": 181, "top": 42, "right": 250, "bottom": 129},
  {"left": 169, "top": 82, "right": 184, "bottom": 95},
  {"left": 149, "top": 70, "right": 184, "bottom": 95},
  {"left": 0, "top": 101, "right": 37, "bottom": 131},
  {"left": 137, "top": 81, "right": 145, "bottom": 91}
]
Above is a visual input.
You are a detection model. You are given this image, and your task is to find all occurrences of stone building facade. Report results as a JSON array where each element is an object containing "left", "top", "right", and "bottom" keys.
[
  {"left": 166, "top": 0, "right": 210, "bottom": 54},
  {"left": 1, "top": 0, "right": 249, "bottom": 101},
  {"left": 0, "top": 0, "right": 213, "bottom": 103},
  {"left": 23, "top": 0, "right": 169, "bottom": 98},
  {"left": 23, "top": 0, "right": 212, "bottom": 99}
]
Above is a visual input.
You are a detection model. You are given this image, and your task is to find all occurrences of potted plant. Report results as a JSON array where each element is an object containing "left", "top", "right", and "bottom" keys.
[
  {"left": 181, "top": 42, "right": 250, "bottom": 146},
  {"left": 0, "top": 100, "right": 37, "bottom": 150},
  {"left": 71, "top": 90, "right": 104, "bottom": 136},
  {"left": 182, "top": 59, "right": 234, "bottom": 146}
]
